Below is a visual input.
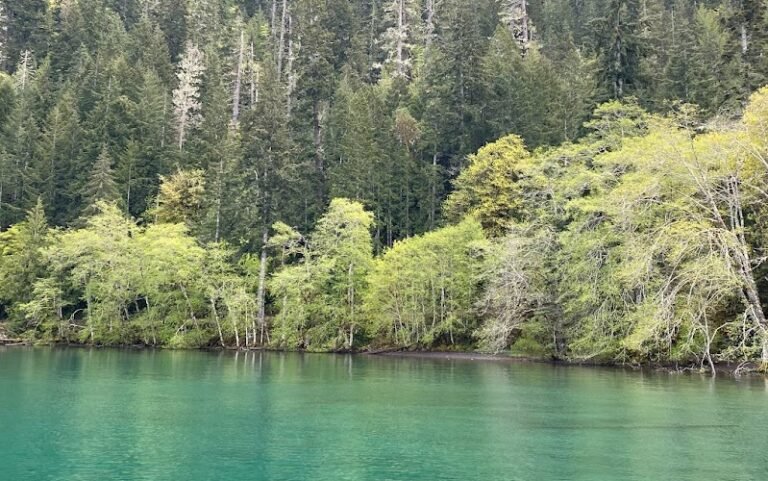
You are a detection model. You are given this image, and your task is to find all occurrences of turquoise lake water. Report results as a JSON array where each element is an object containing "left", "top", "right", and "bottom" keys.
[{"left": 1, "top": 347, "right": 766, "bottom": 480}]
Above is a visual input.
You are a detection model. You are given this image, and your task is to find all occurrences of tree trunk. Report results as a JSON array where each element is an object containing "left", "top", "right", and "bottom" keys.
[
  {"left": 277, "top": 0, "right": 288, "bottom": 78},
  {"left": 249, "top": 43, "right": 259, "bottom": 107},
  {"left": 86, "top": 289, "right": 94, "bottom": 342},
  {"left": 347, "top": 262, "right": 355, "bottom": 350},
  {"left": 740, "top": 23, "right": 748, "bottom": 55},
  {"left": 146, "top": 296, "right": 157, "bottom": 346},
  {"left": 232, "top": 316, "right": 240, "bottom": 348},
  {"left": 285, "top": 13, "right": 295, "bottom": 117},
  {"left": 271, "top": 0, "right": 278, "bottom": 38},
  {"left": 313, "top": 101, "right": 326, "bottom": 173},
  {"left": 214, "top": 152, "right": 224, "bottom": 242},
  {"left": 762, "top": 336, "right": 768, "bottom": 367},
  {"left": 256, "top": 229, "right": 269, "bottom": 345},
  {"left": 425, "top": 0, "right": 436, "bottom": 47},
  {"left": 179, "top": 284, "right": 200, "bottom": 330},
  {"left": 232, "top": 30, "right": 244, "bottom": 124},
  {"left": 249, "top": 302, "right": 257, "bottom": 348},
  {"left": 396, "top": 0, "right": 405, "bottom": 77},
  {"left": 211, "top": 297, "right": 225, "bottom": 347}
]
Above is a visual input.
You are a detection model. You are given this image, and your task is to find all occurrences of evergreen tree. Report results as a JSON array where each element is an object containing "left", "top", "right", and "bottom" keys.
[
  {"left": 592, "top": 0, "right": 645, "bottom": 99},
  {"left": 0, "top": 0, "right": 48, "bottom": 71},
  {"left": 690, "top": 6, "right": 742, "bottom": 114},
  {"left": 82, "top": 146, "right": 120, "bottom": 215},
  {"left": 0, "top": 52, "right": 41, "bottom": 226},
  {"left": 125, "top": 69, "right": 173, "bottom": 216},
  {"left": 238, "top": 58, "right": 302, "bottom": 245},
  {"left": 33, "top": 88, "right": 82, "bottom": 224}
]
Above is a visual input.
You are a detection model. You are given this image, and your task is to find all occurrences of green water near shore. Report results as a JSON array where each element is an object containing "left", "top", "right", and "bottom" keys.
[{"left": 1, "top": 347, "right": 766, "bottom": 481}]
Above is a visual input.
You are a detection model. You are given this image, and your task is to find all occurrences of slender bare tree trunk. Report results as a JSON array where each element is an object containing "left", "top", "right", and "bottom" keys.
[
  {"left": 256, "top": 230, "right": 269, "bottom": 345},
  {"left": 313, "top": 102, "right": 326, "bottom": 173},
  {"left": 160, "top": 92, "right": 167, "bottom": 148},
  {"left": 520, "top": 0, "right": 529, "bottom": 48},
  {"left": 250, "top": 300, "right": 258, "bottom": 347},
  {"left": 179, "top": 284, "right": 200, "bottom": 330},
  {"left": 396, "top": 0, "right": 405, "bottom": 76},
  {"left": 86, "top": 289, "right": 94, "bottom": 342},
  {"left": 232, "top": 314, "right": 240, "bottom": 348},
  {"left": 271, "top": 0, "right": 278, "bottom": 38},
  {"left": 210, "top": 297, "right": 225, "bottom": 347},
  {"left": 232, "top": 30, "right": 244, "bottom": 124},
  {"left": 285, "top": 13, "right": 295, "bottom": 117},
  {"left": 214, "top": 155, "right": 223, "bottom": 243},
  {"left": 249, "top": 43, "right": 259, "bottom": 107},
  {"left": 125, "top": 159, "right": 132, "bottom": 215},
  {"left": 425, "top": 0, "right": 436, "bottom": 48},
  {"left": 146, "top": 296, "right": 157, "bottom": 346},
  {"left": 347, "top": 262, "right": 355, "bottom": 349},
  {"left": 277, "top": 0, "right": 288, "bottom": 78}
]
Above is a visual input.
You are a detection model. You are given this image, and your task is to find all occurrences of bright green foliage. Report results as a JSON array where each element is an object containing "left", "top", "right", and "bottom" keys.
[
  {"left": 47, "top": 202, "right": 141, "bottom": 343},
  {"left": 443, "top": 135, "right": 534, "bottom": 235},
  {"left": 132, "top": 222, "right": 207, "bottom": 346},
  {"left": 15, "top": 202, "right": 257, "bottom": 347},
  {"left": 151, "top": 169, "right": 206, "bottom": 226},
  {"left": 271, "top": 199, "right": 374, "bottom": 350},
  {"left": 202, "top": 241, "right": 256, "bottom": 348},
  {"left": 0, "top": 199, "right": 50, "bottom": 328},
  {"left": 365, "top": 218, "right": 486, "bottom": 348}
]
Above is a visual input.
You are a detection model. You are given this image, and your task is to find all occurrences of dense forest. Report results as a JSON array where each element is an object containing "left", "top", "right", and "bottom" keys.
[{"left": 2, "top": 0, "right": 768, "bottom": 372}]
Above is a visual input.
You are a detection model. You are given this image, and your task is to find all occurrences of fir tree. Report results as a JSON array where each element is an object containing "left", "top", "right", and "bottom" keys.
[{"left": 82, "top": 146, "right": 120, "bottom": 215}]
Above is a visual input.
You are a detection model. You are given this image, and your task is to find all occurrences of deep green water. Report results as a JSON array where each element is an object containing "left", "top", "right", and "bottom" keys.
[{"left": 1, "top": 348, "right": 767, "bottom": 481}]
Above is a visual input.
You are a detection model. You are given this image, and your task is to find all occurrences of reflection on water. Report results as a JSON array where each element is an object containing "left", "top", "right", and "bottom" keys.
[{"left": 0, "top": 347, "right": 767, "bottom": 481}]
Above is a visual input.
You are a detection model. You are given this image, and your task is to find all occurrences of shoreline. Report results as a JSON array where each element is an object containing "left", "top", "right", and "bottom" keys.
[
  {"left": 3, "top": 341, "right": 762, "bottom": 377},
  {"left": 366, "top": 349, "right": 759, "bottom": 376}
]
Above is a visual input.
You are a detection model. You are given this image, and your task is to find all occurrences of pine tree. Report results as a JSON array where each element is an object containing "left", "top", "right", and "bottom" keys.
[
  {"left": 127, "top": 13, "right": 175, "bottom": 85},
  {"left": 412, "top": 0, "right": 499, "bottom": 171},
  {"left": 78, "top": 51, "right": 137, "bottom": 172},
  {"left": 195, "top": 46, "right": 243, "bottom": 242},
  {"left": 724, "top": 0, "right": 768, "bottom": 102}
]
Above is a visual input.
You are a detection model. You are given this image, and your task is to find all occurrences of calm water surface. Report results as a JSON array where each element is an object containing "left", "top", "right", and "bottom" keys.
[{"left": 1, "top": 347, "right": 766, "bottom": 481}]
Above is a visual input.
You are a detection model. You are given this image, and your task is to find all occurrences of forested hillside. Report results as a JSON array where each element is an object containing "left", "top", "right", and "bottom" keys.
[{"left": 2, "top": 0, "right": 768, "bottom": 371}]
